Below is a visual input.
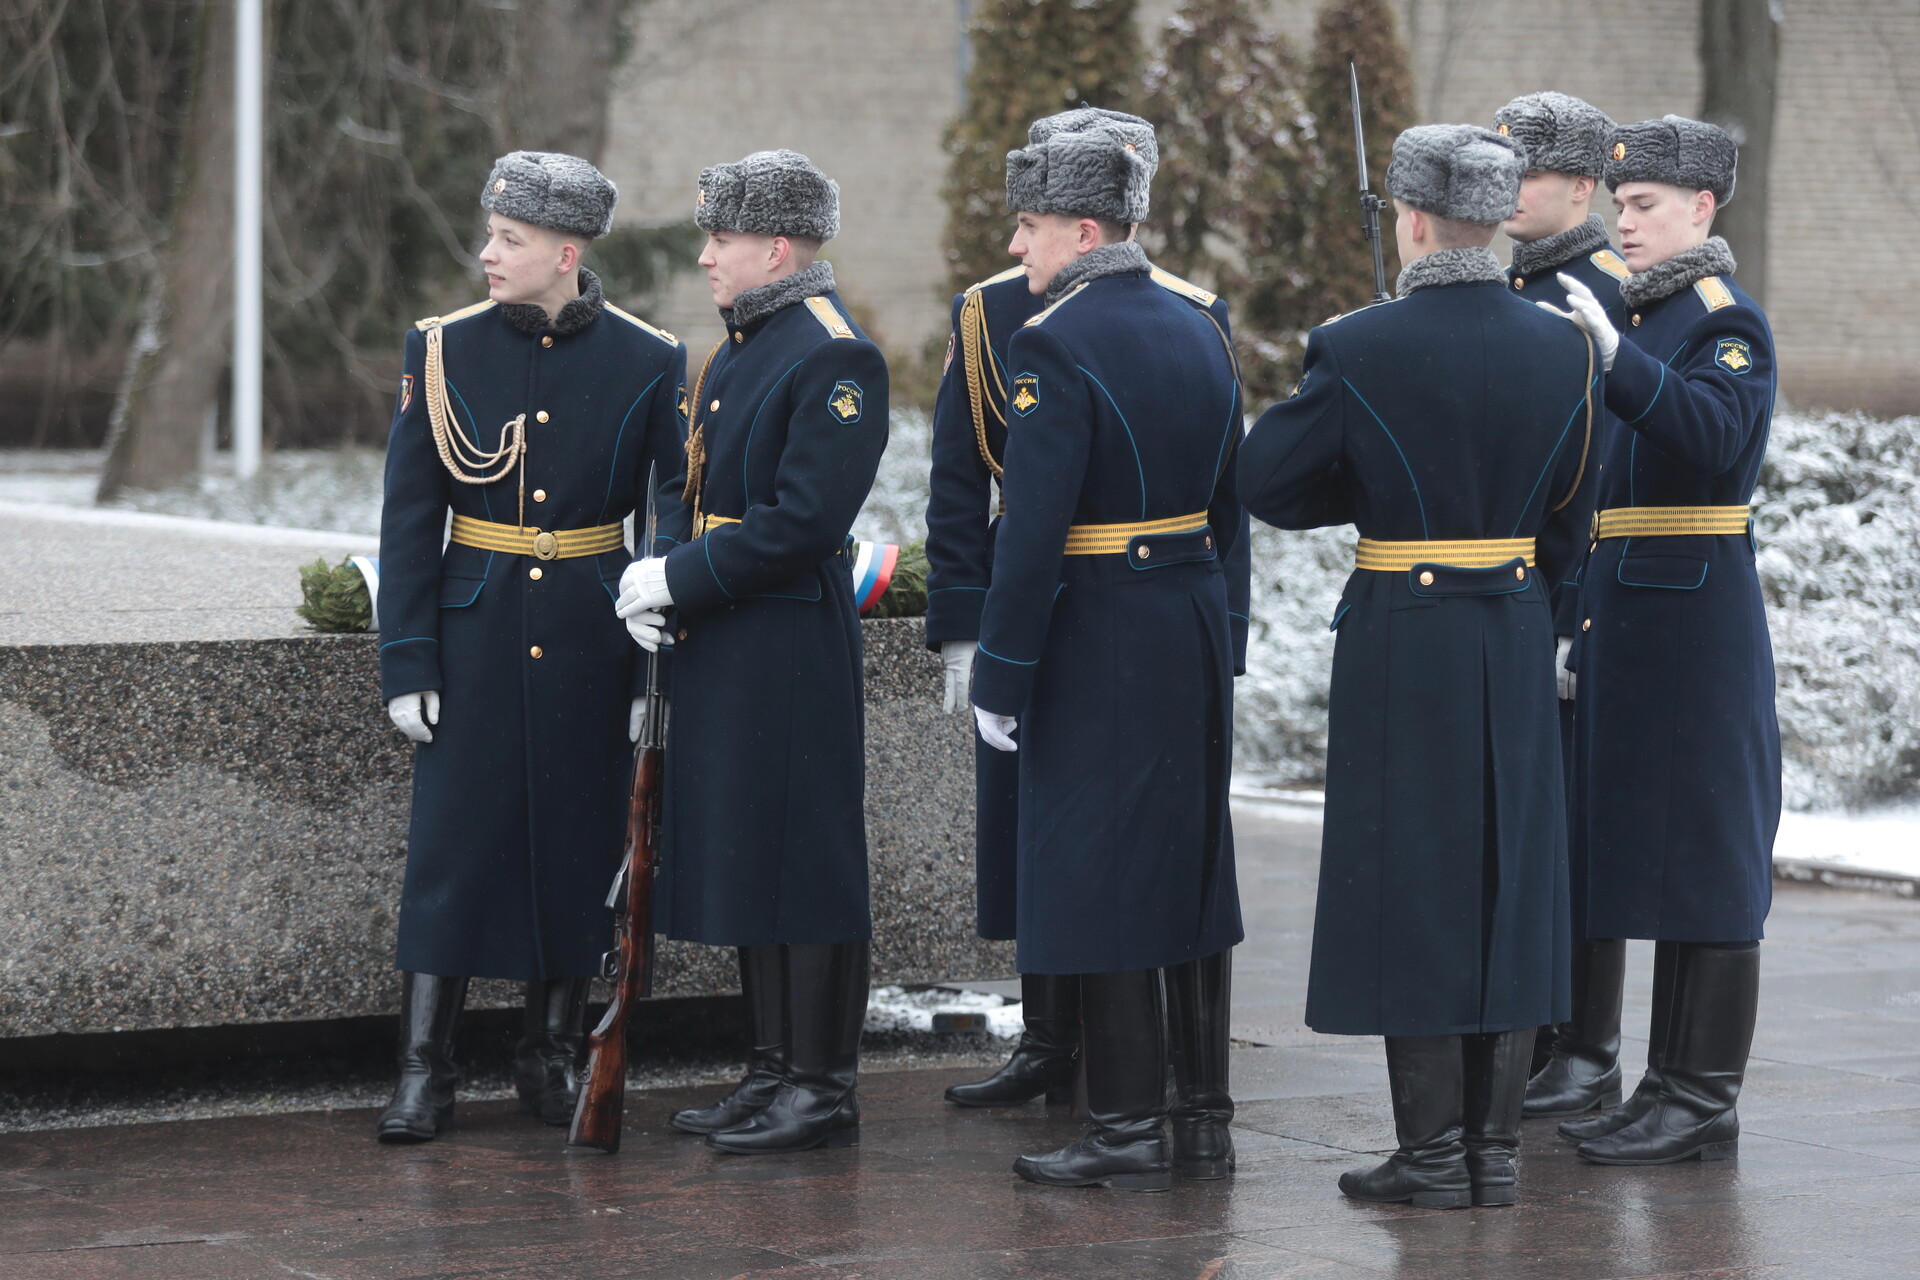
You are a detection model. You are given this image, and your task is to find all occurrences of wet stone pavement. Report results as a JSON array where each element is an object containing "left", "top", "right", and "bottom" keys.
[{"left": 4, "top": 808, "right": 1920, "bottom": 1279}]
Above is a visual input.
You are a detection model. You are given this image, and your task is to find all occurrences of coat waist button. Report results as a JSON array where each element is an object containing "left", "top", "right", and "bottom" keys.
[
  {"left": 530, "top": 645, "right": 544, "bottom": 659},
  {"left": 1418, "top": 570, "right": 1435, "bottom": 586}
]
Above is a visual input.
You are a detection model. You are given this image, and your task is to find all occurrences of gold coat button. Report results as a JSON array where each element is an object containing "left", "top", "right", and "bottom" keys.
[
  {"left": 1583, "top": 618, "right": 1592, "bottom": 632},
  {"left": 1512, "top": 277, "right": 1524, "bottom": 290},
  {"left": 1137, "top": 545, "right": 1151, "bottom": 560},
  {"left": 541, "top": 335, "right": 553, "bottom": 348},
  {"left": 1515, "top": 566, "right": 1526, "bottom": 581},
  {"left": 529, "top": 567, "right": 543, "bottom": 580},
  {"left": 530, "top": 645, "right": 544, "bottom": 658},
  {"left": 1418, "top": 571, "right": 1435, "bottom": 587},
  {"left": 533, "top": 489, "right": 547, "bottom": 502},
  {"left": 536, "top": 410, "right": 550, "bottom": 423},
  {"left": 733, "top": 332, "right": 743, "bottom": 342},
  {"left": 710, "top": 399, "right": 721, "bottom": 412},
  {"left": 678, "top": 629, "right": 689, "bottom": 642},
  {"left": 1631, "top": 314, "right": 1642, "bottom": 327}
]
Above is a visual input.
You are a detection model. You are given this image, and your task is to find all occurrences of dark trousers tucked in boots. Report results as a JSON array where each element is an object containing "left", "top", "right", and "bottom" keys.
[
  {"left": 1578, "top": 942, "right": 1758, "bottom": 1165},
  {"left": 1525, "top": 938, "right": 1627, "bottom": 1117},
  {"left": 514, "top": 977, "right": 591, "bottom": 1126},
  {"left": 945, "top": 973, "right": 1080, "bottom": 1106},
  {"left": 1463, "top": 1030, "right": 1533, "bottom": 1206},
  {"left": 1560, "top": 940, "right": 1681, "bottom": 1143},
  {"left": 708, "top": 941, "right": 868, "bottom": 1154},
  {"left": 376, "top": 972, "right": 470, "bottom": 1143},
  {"left": 1339, "top": 1036, "right": 1471, "bottom": 1209},
  {"left": 1165, "top": 949, "right": 1234, "bottom": 1179},
  {"left": 1014, "top": 969, "right": 1172, "bottom": 1192},
  {"left": 672, "top": 945, "right": 788, "bottom": 1135}
]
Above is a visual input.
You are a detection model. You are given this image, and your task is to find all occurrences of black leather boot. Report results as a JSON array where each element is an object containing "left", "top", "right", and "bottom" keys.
[
  {"left": 673, "top": 945, "right": 788, "bottom": 1134},
  {"left": 945, "top": 973, "right": 1080, "bottom": 1106},
  {"left": 1530, "top": 1024, "right": 1558, "bottom": 1078},
  {"left": 1463, "top": 1030, "right": 1533, "bottom": 1206},
  {"left": 376, "top": 972, "right": 469, "bottom": 1143},
  {"left": 1560, "top": 940, "right": 1679, "bottom": 1143},
  {"left": 1014, "top": 969, "right": 1171, "bottom": 1191},
  {"left": 513, "top": 976, "right": 591, "bottom": 1125},
  {"left": 1525, "top": 938, "right": 1626, "bottom": 1117},
  {"left": 1578, "top": 943, "right": 1758, "bottom": 1165},
  {"left": 708, "top": 941, "right": 866, "bottom": 1153},
  {"left": 1338, "top": 1036, "right": 1471, "bottom": 1209},
  {"left": 1165, "top": 949, "right": 1234, "bottom": 1179}
]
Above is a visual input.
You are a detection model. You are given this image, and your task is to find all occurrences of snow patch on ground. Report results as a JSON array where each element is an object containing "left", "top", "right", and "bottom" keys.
[
  {"left": 1773, "top": 805, "right": 1920, "bottom": 881},
  {"left": 865, "top": 985, "right": 1023, "bottom": 1040}
]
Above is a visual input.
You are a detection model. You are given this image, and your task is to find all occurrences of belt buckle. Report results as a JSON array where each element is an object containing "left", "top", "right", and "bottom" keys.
[{"left": 532, "top": 530, "right": 560, "bottom": 560}]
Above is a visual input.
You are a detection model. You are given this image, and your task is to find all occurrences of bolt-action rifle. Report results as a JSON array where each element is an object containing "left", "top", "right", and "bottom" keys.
[
  {"left": 1349, "top": 61, "right": 1391, "bottom": 305},
  {"left": 569, "top": 470, "right": 667, "bottom": 1154}
]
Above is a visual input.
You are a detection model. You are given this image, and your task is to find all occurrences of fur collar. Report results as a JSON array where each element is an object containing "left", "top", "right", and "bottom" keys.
[
  {"left": 1045, "top": 240, "right": 1150, "bottom": 303},
  {"left": 1396, "top": 247, "right": 1506, "bottom": 297},
  {"left": 500, "top": 268, "right": 604, "bottom": 336},
  {"left": 725, "top": 260, "right": 837, "bottom": 329},
  {"left": 1619, "top": 236, "right": 1737, "bottom": 309},
  {"left": 1510, "top": 215, "right": 1612, "bottom": 278}
]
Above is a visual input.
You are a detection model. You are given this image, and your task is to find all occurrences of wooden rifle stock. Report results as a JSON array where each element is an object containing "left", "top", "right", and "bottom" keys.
[{"left": 567, "top": 740, "right": 662, "bottom": 1152}]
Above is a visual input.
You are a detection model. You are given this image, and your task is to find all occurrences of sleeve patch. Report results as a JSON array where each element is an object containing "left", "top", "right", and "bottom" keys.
[
  {"left": 828, "top": 381, "right": 864, "bottom": 423},
  {"left": 676, "top": 385, "right": 690, "bottom": 423},
  {"left": 398, "top": 374, "right": 413, "bottom": 413},
  {"left": 1011, "top": 373, "right": 1040, "bottom": 417},
  {"left": 942, "top": 331, "right": 956, "bottom": 375},
  {"left": 1714, "top": 338, "right": 1753, "bottom": 374}
]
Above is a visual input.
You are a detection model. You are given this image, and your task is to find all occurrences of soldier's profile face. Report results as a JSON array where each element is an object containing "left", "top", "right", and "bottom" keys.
[
  {"left": 699, "top": 231, "right": 783, "bottom": 308},
  {"left": 1007, "top": 212, "right": 1086, "bottom": 296},
  {"left": 1506, "top": 170, "right": 1581, "bottom": 243},
  {"left": 1612, "top": 182, "right": 1713, "bottom": 273},
  {"left": 479, "top": 214, "right": 568, "bottom": 306}
]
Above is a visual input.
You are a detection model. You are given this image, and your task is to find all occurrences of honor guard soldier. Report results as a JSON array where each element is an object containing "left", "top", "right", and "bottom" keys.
[
  {"left": 1240, "top": 124, "right": 1599, "bottom": 1209},
  {"left": 1493, "top": 91, "right": 1634, "bottom": 1120},
  {"left": 970, "top": 109, "right": 1249, "bottom": 1192},
  {"left": 615, "top": 150, "right": 889, "bottom": 1155},
  {"left": 1546, "top": 116, "right": 1777, "bottom": 1167},
  {"left": 374, "top": 152, "right": 688, "bottom": 1142}
]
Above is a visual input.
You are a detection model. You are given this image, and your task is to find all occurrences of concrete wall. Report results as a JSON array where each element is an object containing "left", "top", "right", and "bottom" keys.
[{"left": 603, "top": 0, "right": 1920, "bottom": 415}]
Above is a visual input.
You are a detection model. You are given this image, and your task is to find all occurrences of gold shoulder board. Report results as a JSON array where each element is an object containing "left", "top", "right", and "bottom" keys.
[
  {"left": 1149, "top": 267, "right": 1218, "bottom": 308},
  {"left": 965, "top": 265, "right": 1027, "bottom": 297},
  {"left": 414, "top": 299, "right": 496, "bottom": 331},
  {"left": 604, "top": 302, "right": 679, "bottom": 346},
  {"left": 1693, "top": 277, "right": 1736, "bottom": 311},
  {"left": 803, "top": 296, "right": 856, "bottom": 339},
  {"left": 1589, "top": 249, "right": 1631, "bottom": 281},
  {"left": 1023, "top": 282, "right": 1088, "bottom": 327}
]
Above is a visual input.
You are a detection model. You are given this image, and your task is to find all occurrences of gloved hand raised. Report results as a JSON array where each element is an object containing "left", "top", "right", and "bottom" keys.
[
  {"left": 1556, "top": 635, "right": 1577, "bottom": 702},
  {"left": 388, "top": 690, "right": 440, "bottom": 743},
  {"left": 973, "top": 704, "right": 1018, "bottom": 753},
  {"left": 940, "top": 641, "right": 977, "bottom": 715},
  {"left": 1539, "top": 274, "right": 1619, "bottom": 371}
]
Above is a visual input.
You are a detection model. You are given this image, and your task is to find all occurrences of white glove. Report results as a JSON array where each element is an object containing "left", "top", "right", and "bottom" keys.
[
  {"left": 974, "top": 704, "right": 1018, "bottom": 753},
  {"left": 1556, "top": 635, "right": 1577, "bottom": 702},
  {"left": 629, "top": 696, "right": 645, "bottom": 743},
  {"left": 615, "top": 557, "right": 673, "bottom": 616},
  {"left": 624, "top": 607, "right": 671, "bottom": 652},
  {"left": 388, "top": 690, "right": 440, "bottom": 743},
  {"left": 940, "top": 641, "right": 977, "bottom": 714},
  {"left": 1539, "top": 273, "right": 1619, "bottom": 371}
]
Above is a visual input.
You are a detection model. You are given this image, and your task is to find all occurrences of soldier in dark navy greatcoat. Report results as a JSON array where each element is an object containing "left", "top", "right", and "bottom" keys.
[
  {"left": 615, "top": 150, "right": 889, "bottom": 1156},
  {"left": 1544, "top": 116, "right": 1777, "bottom": 1167},
  {"left": 970, "top": 110, "right": 1249, "bottom": 1192},
  {"left": 928, "top": 109, "right": 1240, "bottom": 1124},
  {"left": 1492, "top": 91, "right": 1637, "bottom": 1122},
  {"left": 1240, "top": 124, "right": 1598, "bottom": 1209},
  {"left": 375, "top": 152, "right": 688, "bottom": 1142}
]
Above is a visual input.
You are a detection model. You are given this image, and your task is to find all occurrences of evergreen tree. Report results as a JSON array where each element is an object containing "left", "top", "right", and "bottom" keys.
[
  {"left": 941, "top": 0, "right": 1141, "bottom": 294},
  {"left": 1297, "top": 0, "right": 1413, "bottom": 328},
  {"left": 1143, "top": 0, "right": 1315, "bottom": 403}
]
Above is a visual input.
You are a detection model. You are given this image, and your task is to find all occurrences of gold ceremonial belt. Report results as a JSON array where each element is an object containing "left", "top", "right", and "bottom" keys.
[
  {"left": 695, "top": 513, "right": 741, "bottom": 536},
  {"left": 448, "top": 514, "right": 624, "bottom": 561},
  {"left": 1592, "top": 505, "right": 1751, "bottom": 540},
  {"left": 1354, "top": 537, "right": 1536, "bottom": 571},
  {"left": 1063, "top": 511, "right": 1210, "bottom": 556}
]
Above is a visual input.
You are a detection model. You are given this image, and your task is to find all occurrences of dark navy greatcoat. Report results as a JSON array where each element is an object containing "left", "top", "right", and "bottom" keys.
[
  {"left": 378, "top": 293, "right": 687, "bottom": 980},
  {"left": 972, "top": 264, "right": 1249, "bottom": 976},
  {"left": 1239, "top": 275, "right": 1599, "bottom": 1037},
  {"left": 652, "top": 287, "right": 888, "bottom": 946},
  {"left": 924, "top": 265, "right": 1043, "bottom": 941},
  {"left": 1572, "top": 269, "right": 1780, "bottom": 943}
]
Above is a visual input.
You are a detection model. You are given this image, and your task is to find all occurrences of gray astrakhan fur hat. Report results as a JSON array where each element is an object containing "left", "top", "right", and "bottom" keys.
[
  {"left": 694, "top": 149, "right": 840, "bottom": 242},
  {"left": 1385, "top": 124, "right": 1525, "bottom": 224},
  {"left": 1494, "top": 91, "right": 1615, "bottom": 179},
  {"left": 481, "top": 151, "right": 617, "bottom": 239},
  {"left": 1604, "top": 115, "right": 1737, "bottom": 205},
  {"left": 1005, "top": 108, "right": 1157, "bottom": 224}
]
